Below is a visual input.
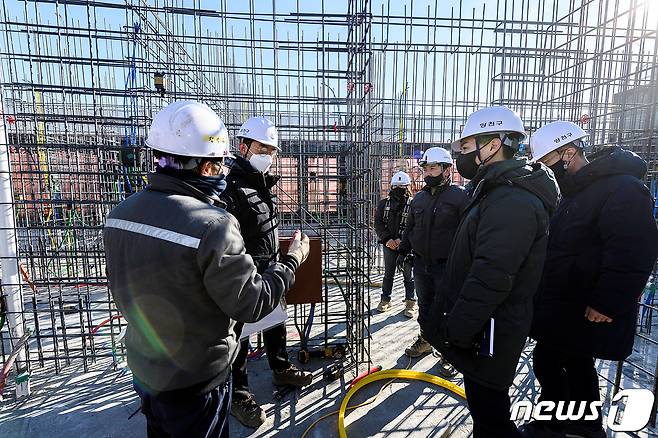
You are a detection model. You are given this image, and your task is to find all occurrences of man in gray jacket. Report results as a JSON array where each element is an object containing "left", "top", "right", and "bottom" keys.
[{"left": 103, "top": 101, "right": 309, "bottom": 438}]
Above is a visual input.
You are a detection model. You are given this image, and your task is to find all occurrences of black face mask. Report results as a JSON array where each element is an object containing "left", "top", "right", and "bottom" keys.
[
  {"left": 548, "top": 161, "right": 567, "bottom": 181},
  {"left": 456, "top": 150, "right": 479, "bottom": 180},
  {"left": 390, "top": 187, "right": 407, "bottom": 199},
  {"left": 424, "top": 175, "right": 445, "bottom": 187}
]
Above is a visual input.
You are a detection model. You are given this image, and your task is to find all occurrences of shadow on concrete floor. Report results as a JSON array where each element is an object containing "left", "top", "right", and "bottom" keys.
[
  {"left": 2, "top": 280, "right": 656, "bottom": 437},
  {"left": 0, "top": 363, "right": 143, "bottom": 438}
]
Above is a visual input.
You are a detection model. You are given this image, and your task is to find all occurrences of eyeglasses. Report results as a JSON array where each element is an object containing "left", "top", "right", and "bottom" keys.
[{"left": 242, "top": 138, "right": 277, "bottom": 156}]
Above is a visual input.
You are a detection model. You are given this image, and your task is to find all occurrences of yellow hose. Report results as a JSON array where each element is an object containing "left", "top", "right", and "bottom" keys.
[{"left": 337, "top": 369, "right": 467, "bottom": 438}]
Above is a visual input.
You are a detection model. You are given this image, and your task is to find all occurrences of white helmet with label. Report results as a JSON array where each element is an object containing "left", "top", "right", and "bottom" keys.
[
  {"left": 146, "top": 100, "right": 231, "bottom": 158},
  {"left": 238, "top": 116, "right": 279, "bottom": 150},
  {"left": 530, "top": 120, "right": 588, "bottom": 162},
  {"left": 451, "top": 106, "right": 526, "bottom": 151},
  {"left": 419, "top": 147, "right": 453, "bottom": 167},
  {"left": 390, "top": 171, "right": 411, "bottom": 186}
]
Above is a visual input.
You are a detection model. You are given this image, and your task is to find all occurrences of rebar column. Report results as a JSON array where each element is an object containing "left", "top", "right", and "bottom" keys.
[{"left": 0, "top": 88, "right": 30, "bottom": 398}]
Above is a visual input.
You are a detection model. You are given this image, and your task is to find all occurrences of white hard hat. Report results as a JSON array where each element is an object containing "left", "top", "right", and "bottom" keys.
[
  {"left": 529, "top": 120, "right": 588, "bottom": 162},
  {"left": 419, "top": 147, "right": 453, "bottom": 166},
  {"left": 390, "top": 171, "right": 411, "bottom": 186},
  {"left": 451, "top": 106, "right": 526, "bottom": 151},
  {"left": 146, "top": 101, "right": 231, "bottom": 158},
  {"left": 238, "top": 116, "right": 279, "bottom": 150}
]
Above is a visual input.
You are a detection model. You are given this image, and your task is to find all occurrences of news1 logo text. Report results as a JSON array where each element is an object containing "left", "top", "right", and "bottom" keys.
[{"left": 511, "top": 389, "right": 655, "bottom": 432}]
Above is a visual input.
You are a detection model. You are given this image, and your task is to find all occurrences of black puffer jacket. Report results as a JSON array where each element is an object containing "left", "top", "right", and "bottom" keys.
[
  {"left": 221, "top": 156, "right": 280, "bottom": 272},
  {"left": 399, "top": 184, "right": 469, "bottom": 264},
  {"left": 531, "top": 147, "right": 658, "bottom": 360},
  {"left": 374, "top": 193, "right": 412, "bottom": 244},
  {"left": 424, "top": 158, "right": 559, "bottom": 391}
]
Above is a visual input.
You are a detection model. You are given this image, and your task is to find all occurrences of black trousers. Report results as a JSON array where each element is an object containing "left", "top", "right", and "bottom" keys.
[
  {"left": 413, "top": 258, "right": 445, "bottom": 339},
  {"left": 133, "top": 377, "right": 231, "bottom": 438},
  {"left": 532, "top": 341, "right": 603, "bottom": 431},
  {"left": 463, "top": 377, "right": 521, "bottom": 438},
  {"left": 381, "top": 246, "right": 414, "bottom": 301},
  {"left": 232, "top": 322, "right": 290, "bottom": 400}
]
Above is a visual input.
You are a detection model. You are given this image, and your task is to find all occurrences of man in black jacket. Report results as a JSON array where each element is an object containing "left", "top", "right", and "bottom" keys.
[
  {"left": 526, "top": 121, "right": 658, "bottom": 438},
  {"left": 104, "top": 101, "right": 310, "bottom": 438},
  {"left": 221, "top": 116, "right": 312, "bottom": 428},
  {"left": 398, "top": 147, "right": 468, "bottom": 358},
  {"left": 424, "top": 106, "right": 560, "bottom": 438},
  {"left": 374, "top": 171, "right": 415, "bottom": 315}
]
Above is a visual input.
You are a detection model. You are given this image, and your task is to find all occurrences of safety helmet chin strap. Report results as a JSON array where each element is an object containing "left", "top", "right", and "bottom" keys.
[
  {"left": 559, "top": 144, "right": 580, "bottom": 171},
  {"left": 475, "top": 135, "right": 502, "bottom": 167}
]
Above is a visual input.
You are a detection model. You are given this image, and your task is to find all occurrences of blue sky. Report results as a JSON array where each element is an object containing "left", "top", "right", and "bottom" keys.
[{"left": 1, "top": 0, "right": 655, "bottom": 143}]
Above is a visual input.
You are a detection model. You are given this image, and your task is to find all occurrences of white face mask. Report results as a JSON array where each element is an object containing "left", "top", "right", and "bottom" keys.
[{"left": 249, "top": 153, "right": 273, "bottom": 173}]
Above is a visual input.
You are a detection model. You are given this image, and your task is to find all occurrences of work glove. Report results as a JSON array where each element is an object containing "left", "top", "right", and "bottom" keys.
[{"left": 285, "top": 230, "right": 310, "bottom": 269}]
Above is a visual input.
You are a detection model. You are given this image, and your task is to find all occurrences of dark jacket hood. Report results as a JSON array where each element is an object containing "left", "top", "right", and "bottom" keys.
[
  {"left": 147, "top": 172, "right": 225, "bottom": 207},
  {"left": 560, "top": 146, "right": 647, "bottom": 196},
  {"left": 227, "top": 156, "right": 280, "bottom": 190},
  {"left": 470, "top": 158, "right": 560, "bottom": 214}
]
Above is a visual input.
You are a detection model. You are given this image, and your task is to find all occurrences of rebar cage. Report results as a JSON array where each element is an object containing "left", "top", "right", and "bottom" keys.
[{"left": 0, "top": 0, "right": 656, "bottom": 400}]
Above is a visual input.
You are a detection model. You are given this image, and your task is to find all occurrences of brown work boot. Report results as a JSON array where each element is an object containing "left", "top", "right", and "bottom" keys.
[
  {"left": 403, "top": 299, "right": 417, "bottom": 318},
  {"left": 231, "top": 394, "right": 265, "bottom": 428},
  {"left": 405, "top": 334, "right": 433, "bottom": 358},
  {"left": 272, "top": 364, "right": 313, "bottom": 387},
  {"left": 377, "top": 298, "right": 391, "bottom": 312}
]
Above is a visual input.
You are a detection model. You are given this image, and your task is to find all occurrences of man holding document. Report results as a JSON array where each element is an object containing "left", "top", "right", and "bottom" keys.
[
  {"left": 424, "top": 106, "right": 559, "bottom": 437},
  {"left": 221, "top": 116, "right": 313, "bottom": 428},
  {"left": 103, "top": 101, "right": 310, "bottom": 438}
]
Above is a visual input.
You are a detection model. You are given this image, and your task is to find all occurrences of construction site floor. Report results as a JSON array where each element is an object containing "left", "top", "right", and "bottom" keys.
[{"left": 1, "top": 277, "right": 657, "bottom": 437}]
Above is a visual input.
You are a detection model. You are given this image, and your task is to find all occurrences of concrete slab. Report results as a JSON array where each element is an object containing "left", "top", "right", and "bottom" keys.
[{"left": 1, "top": 275, "right": 656, "bottom": 437}]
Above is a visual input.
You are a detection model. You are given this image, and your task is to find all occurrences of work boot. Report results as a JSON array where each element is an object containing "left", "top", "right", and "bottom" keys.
[
  {"left": 405, "top": 335, "right": 433, "bottom": 357},
  {"left": 403, "top": 299, "right": 417, "bottom": 318},
  {"left": 272, "top": 364, "right": 313, "bottom": 387},
  {"left": 436, "top": 358, "right": 458, "bottom": 378},
  {"left": 377, "top": 298, "right": 391, "bottom": 312},
  {"left": 231, "top": 394, "right": 266, "bottom": 429}
]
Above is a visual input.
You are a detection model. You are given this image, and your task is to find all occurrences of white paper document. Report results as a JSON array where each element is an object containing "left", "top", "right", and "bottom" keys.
[{"left": 240, "top": 305, "right": 288, "bottom": 340}]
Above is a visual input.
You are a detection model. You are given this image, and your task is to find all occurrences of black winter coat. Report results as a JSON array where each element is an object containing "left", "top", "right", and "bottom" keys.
[
  {"left": 374, "top": 194, "right": 412, "bottom": 244},
  {"left": 424, "top": 158, "right": 560, "bottom": 391},
  {"left": 531, "top": 147, "right": 658, "bottom": 360},
  {"left": 220, "top": 156, "right": 280, "bottom": 273},
  {"left": 399, "top": 184, "right": 469, "bottom": 264}
]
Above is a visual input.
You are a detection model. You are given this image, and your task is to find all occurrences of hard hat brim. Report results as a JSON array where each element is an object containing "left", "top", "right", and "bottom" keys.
[
  {"left": 239, "top": 137, "right": 280, "bottom": 151},
  {"left": 146, "top": 141, "right": 234, "bottom": 159}
]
